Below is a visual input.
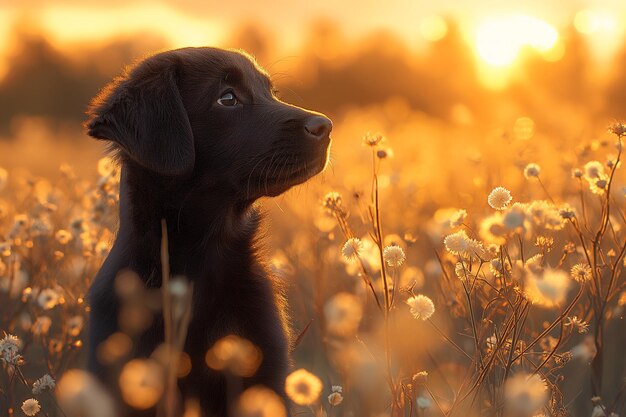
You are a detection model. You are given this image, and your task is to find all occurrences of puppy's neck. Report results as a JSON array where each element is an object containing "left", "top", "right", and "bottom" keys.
[{"left": 118, "top": 164, "right": 260, "bottom": 281}]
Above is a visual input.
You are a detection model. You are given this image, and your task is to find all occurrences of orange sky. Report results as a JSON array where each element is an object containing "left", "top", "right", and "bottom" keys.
[{"left": 0, "top": 1, "right": 624, "bottom": 85}]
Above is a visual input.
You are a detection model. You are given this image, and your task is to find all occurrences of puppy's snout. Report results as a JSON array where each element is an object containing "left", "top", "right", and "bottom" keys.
[{"left": 304, "top": 115, "right": 332, "bottom": 141}]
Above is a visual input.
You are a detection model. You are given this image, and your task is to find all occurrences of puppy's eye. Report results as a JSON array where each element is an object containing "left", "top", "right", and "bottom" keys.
[{"left": 217, "top": 92, "right": 238, "bottom": 106}]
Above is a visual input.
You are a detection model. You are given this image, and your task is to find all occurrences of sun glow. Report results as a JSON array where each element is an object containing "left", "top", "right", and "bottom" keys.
[
  {"left": 38, "top": 4, "right": 225, "bottom": 49},
  {"left": 475, "top": 15, "right": 559, "bottom": 67}
]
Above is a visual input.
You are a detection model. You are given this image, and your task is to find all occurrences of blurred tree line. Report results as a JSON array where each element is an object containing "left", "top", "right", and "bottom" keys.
[{"left": 0, "top": 18, "right": 624, "bottom": 138}]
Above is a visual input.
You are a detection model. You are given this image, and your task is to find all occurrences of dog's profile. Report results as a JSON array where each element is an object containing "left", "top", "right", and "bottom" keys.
[{"left": 85, "top": 47, "right": 332, "bottom": 416}]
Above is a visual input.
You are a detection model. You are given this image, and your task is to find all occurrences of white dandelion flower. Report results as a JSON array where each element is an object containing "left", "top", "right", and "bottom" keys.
[
  {"left": 383, "top": 245, "right": 406, "bottom": 267},
  {"left": 504, "top": 373, "right": 548, "bottom": 415},
  {"left": 488, "top": 187, "right": 512, "bottom": 210},
  {"left": 524, "top": 163, "right": 541, "bottom": 179},
  {"left": 444, "top": 230, "right": 471, "bottom": 255},
  {"left": 21, "top": 398, "right": 41, "bottom": 416},
  {"left": 449, "top": 209, "right": 467, "bottom": 228},
  {"left": 341, "top": 238, "right": 363, "bottom": 262},
  {"left": 570, "top": 263, "right": 592, "bottom": 283},
  {"left": 406, "top": 295, "right": 435, "bottom": 320},
  {"left": 32, "top": 374, "right": 56, "bottom": 395}
]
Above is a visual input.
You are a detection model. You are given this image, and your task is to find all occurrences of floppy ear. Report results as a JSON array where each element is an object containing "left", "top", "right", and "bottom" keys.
[{"left": 85, "top": 56, "right": 195, "bottom": 176}]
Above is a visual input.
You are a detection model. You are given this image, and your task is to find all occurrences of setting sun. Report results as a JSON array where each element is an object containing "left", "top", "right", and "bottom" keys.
[{"left": 475, "top": 14, "right": 559, "bottom": 67}]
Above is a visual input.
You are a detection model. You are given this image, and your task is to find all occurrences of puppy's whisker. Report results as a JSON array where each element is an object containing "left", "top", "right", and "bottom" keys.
[
  {"left": 246, "top": 154, "right": 271, "bottom": 199},
  {"left": 264, "top": 151, "right": 280, "bottom": 195}
]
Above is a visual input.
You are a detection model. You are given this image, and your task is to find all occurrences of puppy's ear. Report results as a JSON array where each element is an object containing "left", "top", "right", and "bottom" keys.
[{"left": 85, "top": 55, "right": 194, "bottom": 176}]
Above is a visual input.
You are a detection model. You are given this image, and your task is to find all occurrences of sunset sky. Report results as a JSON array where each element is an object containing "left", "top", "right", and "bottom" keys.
[{"left": 1, "top": 1, "right": 624, "bottom": 64}]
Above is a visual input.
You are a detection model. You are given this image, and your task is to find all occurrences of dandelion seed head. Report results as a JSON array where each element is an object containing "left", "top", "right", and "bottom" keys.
[
  {"left": 324, "top": 292, "right": 363, "bottom": 337},
  {"left": 559, "top": 205, "right": 576, "bottom": 220},
  {"left": 526, "top": 200, "right": 565, "bottom": 230},
  {"left": 32, "top": 374, "right": 55, "bottom": 395},
  {"left": 21, "top": 398, "right": 40, "bottom": 416},
  {"left": 449, "top": 209, "right": 467, "bottom": 228},
  {"left": 572, "top": 168, "right": 583, "bottom": 179},
  {"left": 565, "top": 316, "right": 589, "bottom": 334},
  {"left": 363, "top": 132, "right": 384, "bottom": 147},
  {"left": 322, "top": 192, "right": 343, "bottom": 214},
  {"left": 328, "top": 391, "right": 343, "bottom": 406},
  {"left": 525, "top": 268, "right": 570, "bottom": 307},
  {"left": 37, "top": 288, "right": 61, "bottom": 310},
  {"left": 285, "top": 369, "right": 323, "bottom": 405},
  {"left": 584, "top": 161, "right": 605, "bottom": 180},
  {"left": 488, "top": 186, "right": 512, "bottom": 210},
  {"left": 341, "top": 238, "right": 363, "bottom": 262},
  {"left": 571, "top": 263, "right": 592, "bottom": 283},
  {"left": 504, "top": 373, "right": 548, "bottom": 415},
  {"left": 0, "top": 333, "right": 20, "bottom": 353},
  {"left": 383, "top": 245, "right": 406, "bottom": 267},
  {"left": 479, "top": 214, "right": 507, "bottom": 245},
  {"left": 524, "top": 163, "right": 541, "bottom": 179},
  {"left": 490, "top": 258, "right": 506, "bottom": 278},
  {"left": 406, "top": 294, "right": 435, "bottom": 320},
  {"left": 609, "top": 122, "right": 626, "bottom": 137},
  {"left": 444, "top": 230, "right": 471, "bottom": 255},
  {"left": 503, "top": 205, "right": 526, "bottom": 230},
  {"left": 455, "top": 262, "right": 470, "bottom": 280}
]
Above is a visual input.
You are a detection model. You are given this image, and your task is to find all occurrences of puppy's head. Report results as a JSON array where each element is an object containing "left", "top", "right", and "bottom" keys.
[{"left": 86, "top": 47, "right": 332, "bottom": 200}]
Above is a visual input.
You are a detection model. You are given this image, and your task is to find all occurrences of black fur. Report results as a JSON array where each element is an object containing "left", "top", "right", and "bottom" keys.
[{"left": 85, "top": 47, "right": 332, "bottom": 417}]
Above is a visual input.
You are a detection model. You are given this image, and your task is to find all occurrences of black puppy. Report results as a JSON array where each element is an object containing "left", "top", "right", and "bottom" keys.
[{"left": 85, "top": 47, "right": 332, "bottom": 416}]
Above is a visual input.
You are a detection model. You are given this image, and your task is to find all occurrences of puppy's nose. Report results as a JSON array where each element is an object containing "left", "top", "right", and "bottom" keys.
[{"left": 304, "top": 115, "right": 332, "bottom": 140}]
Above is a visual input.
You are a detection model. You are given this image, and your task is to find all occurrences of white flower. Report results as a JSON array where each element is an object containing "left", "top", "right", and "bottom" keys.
[
  {"left": 488, "top": 186, "right": 512, "bottom": 210},
  {"left": 37, "top": 288, "right": 61, "bottom": 310},
  {"left": 383, "top": 245, "right": 406, "bottom": 267},
  {"left": 571, "top": 263, "right": 592, "bottom": 283},
  {"left": 324, "top": 292, "right": 363, "bottom": 337},
  {"left": 525, "top": 269, "right": 571, "bottom": 308},
  {"left": 328, "top": 391, "right": 343, "bottom": 406},
  {"left": 32, "top": 374, "right": 56, "bottom": 395},
  {"left": 406, "top": 295, "right": 435, "bottom": 320},
  {"left": 503, "top": 205, "right": 526, "bottom": 230},
  {"left": 584, "top": 161, "right": 605, "bottom": 179},
  {"left": 504, "top": 373, "right": 548, "bottom": 415},
  {"left": 524, "top": 163, "right": 541, "bottom": 179},
  {"left": 21, "top": 398, "right": 41, "bottom": 416},
  {"left": 449, "top": 209, "right": 467, "bottom": 227},
  {"left": 341, "top": 238, "right": 363, "bottom": 262},
  {"left": 444, "top": 230, "right": 471, "bottom": 255},
  {"left": 0, "top": 334, "right": 20, "bottom": 354},
  {"left": 559, "top": 205, "right": 576, "bottom": 220}
]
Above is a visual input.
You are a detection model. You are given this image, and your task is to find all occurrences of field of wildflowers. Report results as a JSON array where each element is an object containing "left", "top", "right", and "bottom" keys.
[{"left": 1, "top": 111, "right": 626, "bottom": 417}]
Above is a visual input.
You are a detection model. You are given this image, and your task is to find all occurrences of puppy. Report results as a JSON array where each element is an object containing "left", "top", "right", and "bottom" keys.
[{"left": 85, "top": 47, "right": 332, "bottom": 416}]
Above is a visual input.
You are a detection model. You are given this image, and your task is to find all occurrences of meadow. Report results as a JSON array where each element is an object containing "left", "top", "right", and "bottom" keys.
[{"left": 1, "top": 10, "right": 626, "bottom": 417}]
